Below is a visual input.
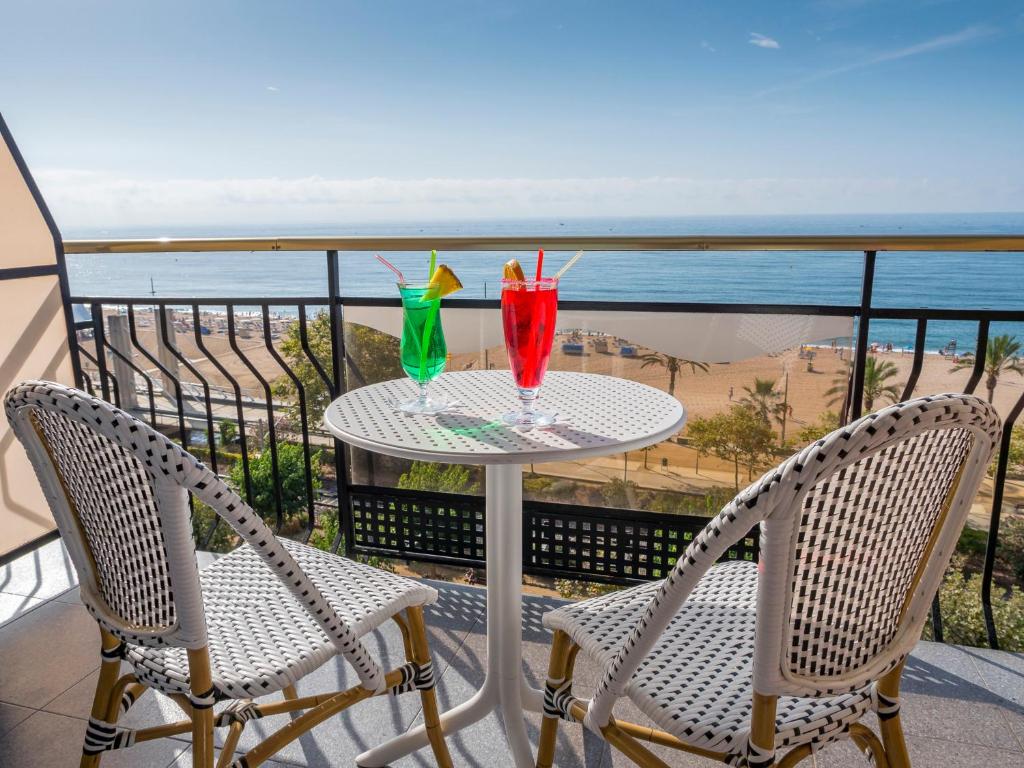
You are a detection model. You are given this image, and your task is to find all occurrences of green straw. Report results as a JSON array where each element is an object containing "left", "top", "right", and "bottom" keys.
[
  {"left": 419, "top": 292, "right": 440, "bottom": 382},
  {"left": 428, "top": 249, "right": 437, "bottom": 280}
]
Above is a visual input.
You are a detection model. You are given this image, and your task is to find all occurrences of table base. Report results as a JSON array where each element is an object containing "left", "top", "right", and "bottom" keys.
[{"left": 357, "top": 464, "right": 543, "bottom": 768}]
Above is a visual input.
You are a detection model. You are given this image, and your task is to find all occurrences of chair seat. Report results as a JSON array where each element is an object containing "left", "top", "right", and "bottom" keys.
[
  {"left": 543, "top": 561, "right": 872, "bottom": 757},
  {"left": 126, "top": 538, "right": 437, "bottom": 700}
]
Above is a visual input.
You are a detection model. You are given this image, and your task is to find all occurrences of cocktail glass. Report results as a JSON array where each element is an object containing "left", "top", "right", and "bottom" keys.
[
  {"left": 397, "top": 282, "right": 450, "bottom": 414},
  {"left": 501, "top": 276, "right": 559, "bottom": 427}
]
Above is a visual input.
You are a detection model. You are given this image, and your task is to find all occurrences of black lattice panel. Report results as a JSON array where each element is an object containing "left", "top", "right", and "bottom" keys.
[
  {"left": 348, "top": 489, "right": 759, "bottom": 580},
  {"left": 349, "top": 490, "right": 485, "bottom": 562},
  {"left": 525, "top": 506, "right": 759, "bottom": 581}
]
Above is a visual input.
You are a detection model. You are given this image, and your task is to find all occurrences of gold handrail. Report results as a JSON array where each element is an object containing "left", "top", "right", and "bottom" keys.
[{"left": 62, "top": 234, "right": 1024, "bottom": 255}]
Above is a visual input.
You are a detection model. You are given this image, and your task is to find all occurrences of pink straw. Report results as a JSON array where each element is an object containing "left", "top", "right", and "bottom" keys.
[
  {"left": 375, "top": 253, "right": 406, "bottom": 285},
  {"left": 535, "top": 248, "right": 545, "bottom": 282}
]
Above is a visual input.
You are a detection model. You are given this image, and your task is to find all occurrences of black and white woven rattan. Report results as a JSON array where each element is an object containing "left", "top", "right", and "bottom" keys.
[
  {"left": 4, "top": 381, "right": 454, "bottom": 768},
  {"left": 324, "top": 370, "right": 687, "bottom": 768},
  {"left": 535, "top": 393, "right": 1000, "bottom": 768}
]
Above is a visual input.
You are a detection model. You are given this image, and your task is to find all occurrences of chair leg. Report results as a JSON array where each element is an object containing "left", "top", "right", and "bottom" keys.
[
  {"left": 216, "top": 722, "right": 245, "bottom": 768},
  {"left": 537, "top": 630, "right": 577, "bottom": 768},
  {"left": 602, "top": 722, "right": 674, "bottom": 768},
  {"left": 776, "top": 745, "right": 813, "bottom": 768},
  {"left": 877, "top": 666, "right": 911, "bottom": 768},
  {"left": 878, "top": 713, "right": 910, "bottom": 768},
  {"left": 188, "top": 648, "right": 216, "bottom": 768},
  {"left": 406, "top": 606, "right": 453, "bottom": 768},
  {"left": 81, "top": 630, "right": 123, "bottom": 768},
  {"left": 850, "top": 724, "right": 890, "bottom": 768}
]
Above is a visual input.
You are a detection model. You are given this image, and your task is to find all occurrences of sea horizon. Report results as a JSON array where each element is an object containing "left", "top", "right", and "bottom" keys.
[{"left": 64, "top": 211, "right": 1024, "bottom": 353}]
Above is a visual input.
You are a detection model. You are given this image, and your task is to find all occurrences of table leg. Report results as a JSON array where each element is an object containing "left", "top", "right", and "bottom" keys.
[{"left": 356, "top": 464, "right": 536, "bottom": 768}]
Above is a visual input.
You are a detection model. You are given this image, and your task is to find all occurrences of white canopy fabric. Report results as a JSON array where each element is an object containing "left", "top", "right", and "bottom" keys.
[{"left": 344, "top": 305, "right": 853, "bottom": 363}]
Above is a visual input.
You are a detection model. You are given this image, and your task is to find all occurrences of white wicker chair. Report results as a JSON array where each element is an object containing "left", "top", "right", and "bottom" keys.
[
  {"left": 5, "top": 381, "right": 453, "bottom": 768},
  {"left": 535, "top": 393, "right": 1000, "bottom": 768}
]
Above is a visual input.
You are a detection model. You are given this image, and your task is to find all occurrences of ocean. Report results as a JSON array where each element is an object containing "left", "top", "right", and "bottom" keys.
[{"left": 65, "top": 212, "right": 1024, "bottom": 352}]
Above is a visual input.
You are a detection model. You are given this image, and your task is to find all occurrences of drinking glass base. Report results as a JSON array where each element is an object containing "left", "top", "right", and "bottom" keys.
[
  {"left": 501, "top": 409, "right": 558, "bottom": 429},
  {"left": 397, "top": 395, "right": 451, "bottom": 415}
]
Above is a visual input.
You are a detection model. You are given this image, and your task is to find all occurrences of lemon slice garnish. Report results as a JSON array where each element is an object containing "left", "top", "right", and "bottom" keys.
[
  {"left": 423, "top": 264, "right": 463, "bottom": 299},
  {"left": 503, "top": 259, "right": 526, "bottom": 281}
]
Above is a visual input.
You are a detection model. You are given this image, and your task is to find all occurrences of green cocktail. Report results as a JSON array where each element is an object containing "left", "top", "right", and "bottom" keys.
[{"left": 397, "top": 283, "right": 449, "bottom": 413}]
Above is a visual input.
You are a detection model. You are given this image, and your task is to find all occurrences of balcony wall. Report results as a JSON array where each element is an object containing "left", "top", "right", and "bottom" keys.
[{"left": 0, "top": 115, "right": 76, "bottom": 557}]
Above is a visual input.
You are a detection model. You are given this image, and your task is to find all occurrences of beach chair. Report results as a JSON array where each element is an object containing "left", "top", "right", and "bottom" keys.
[
  {"left": 5, "top": 381, "right": 453, "bottom": 768},
  {"left": 535, "top": 394, "right": 999, "bottom": 768}
]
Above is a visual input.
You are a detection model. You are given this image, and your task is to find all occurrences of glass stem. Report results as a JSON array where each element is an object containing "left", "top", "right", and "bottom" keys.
[
  {"left": 418, "top": 381, "right": 430, "bottom": 406},
  {"left": 519, "top": 387, "right": 538, "bottom": 415}
]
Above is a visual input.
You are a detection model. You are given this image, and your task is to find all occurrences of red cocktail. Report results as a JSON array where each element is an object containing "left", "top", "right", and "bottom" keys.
[{"left": 501, "top": 277, "right": 559, "bottom": 427}]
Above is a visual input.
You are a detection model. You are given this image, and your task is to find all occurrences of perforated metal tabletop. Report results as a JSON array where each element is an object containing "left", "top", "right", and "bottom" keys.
[{"left": 323, "top": 370, "right": 686, "bottom": 465}]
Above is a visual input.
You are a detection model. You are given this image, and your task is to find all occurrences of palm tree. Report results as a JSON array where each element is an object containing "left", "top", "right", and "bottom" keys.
[
  {"left": 826, "top": 356, "right": 902, "bottom": 412},
  {"left": 740, "top": 377, "right": 782, "bottom": 424},
  {"left": 951, "top": 334, "right": 1024, "bottom": 403},
  {"left": 639, "top": 353, "right": 709, "bottom": 397}
]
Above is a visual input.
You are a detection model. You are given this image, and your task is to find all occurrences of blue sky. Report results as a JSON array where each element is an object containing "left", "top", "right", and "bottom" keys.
[{"left": 2, "top": 0, "right": 1022, "bottom": 226}]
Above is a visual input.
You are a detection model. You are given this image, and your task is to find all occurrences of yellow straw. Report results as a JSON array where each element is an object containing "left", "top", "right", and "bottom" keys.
[{"left": 553, "top": 250, "right": 584, "bottom": 280}]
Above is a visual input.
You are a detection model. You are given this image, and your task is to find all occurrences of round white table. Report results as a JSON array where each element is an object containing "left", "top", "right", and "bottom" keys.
[{"left": 324, "top": 370, "right": 686, "bottom": 767}]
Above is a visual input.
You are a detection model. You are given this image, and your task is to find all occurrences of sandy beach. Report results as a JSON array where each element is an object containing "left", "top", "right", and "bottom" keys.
[{"left": 83, "top": 306, "right": 1024, "bottom": 525}]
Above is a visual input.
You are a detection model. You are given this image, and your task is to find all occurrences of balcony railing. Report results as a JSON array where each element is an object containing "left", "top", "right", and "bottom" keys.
[{"left": 63, "top": 234, "right": 1024, "bottom": 650}]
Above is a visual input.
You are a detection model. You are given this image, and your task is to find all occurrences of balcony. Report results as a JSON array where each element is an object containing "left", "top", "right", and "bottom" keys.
[
  {"left": 2, "top": 538, "right": 1023, "bottom": 767},
  {"left": 3, "top": 118, "right": 1024, "bottom": 768}
]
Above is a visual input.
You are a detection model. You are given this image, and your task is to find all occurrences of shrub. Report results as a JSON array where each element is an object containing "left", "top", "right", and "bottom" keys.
[
  {"left": 924, "top": 556, "right": 1024, "bottom": 651},
  {"left": 601, "top": 478, "right": 639, "bottom": 508},
  {"left": 554, "top": 579, "right": 621, "bottom": 600},
  {"left": 397, "top": 461, "right": 479, "bottom": 494}
]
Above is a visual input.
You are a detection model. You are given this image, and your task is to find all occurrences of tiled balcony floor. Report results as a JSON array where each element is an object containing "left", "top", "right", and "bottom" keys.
[{"left": 2, "top": 539, "right": 1022, "bottom": 767}]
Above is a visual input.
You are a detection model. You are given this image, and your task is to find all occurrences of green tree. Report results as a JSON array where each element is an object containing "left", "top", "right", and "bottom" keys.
[
  {"left": 397, "top": 461, "right": 479, "bottom": 494},
  {"left": 795, "top": 411, "right": 841, "bottom": 446},
  {"left": 826, "top": 356, "right": 902, "bottom": 413},
  {"left": 951, "top": 334, "right": 1024, "bottom": 404},
  {"left": 190, "top": 499, "right": 237, "bottom": 553},
  {"left": 273, "top": 311, "right": 403, "bottom": 428},
  {"left": 639, "top": 353, "right": 709, "bottom": 397},
  {"left": 686, "top": 405, "right": 775, "bottom": 491},
  {"left": 740, "top": 377, "right": 782, "bottom": 424},
  {"left": 229, "top": 442, "right": 322, "bottom": 524},
  {"left": 1005, "top": 425, "right": 1024, "bottom": 474},
  {"left": 687, "top": 414, "right": 716, "bottom": 474},
  {"left": 218, "top": 419, "right": 237, "bottom": 446},
  {"left": 641, "top": 444, "right": 655, "bottom": 469}
]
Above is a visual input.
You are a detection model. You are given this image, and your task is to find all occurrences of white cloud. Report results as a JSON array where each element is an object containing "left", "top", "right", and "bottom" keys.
[
  {"left": 31, "top": 170, "right": 1023, "bottom": 229},
  {"left": 749, "top": 33, "right": 780, "bottom": 49},
  {"left": 700, "top": 40, "right": 716, "bottom": 53},
  {"left": 761, "top": 24, "right": 996, "bottom": 94},
  {"left": 266, "top": 85, "right": 279, "bottom": 92}
]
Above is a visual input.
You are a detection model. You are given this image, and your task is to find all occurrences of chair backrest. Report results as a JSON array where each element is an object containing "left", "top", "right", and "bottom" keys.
[
  {"left": 587, "top": 393, "right": 1000, "bottom": 732},
  {"left": 752, "top": 393, "right": 1000, "bottom": 697},
  {"left": 5, "top": 381, "right": 207, "bottom": 648}
]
